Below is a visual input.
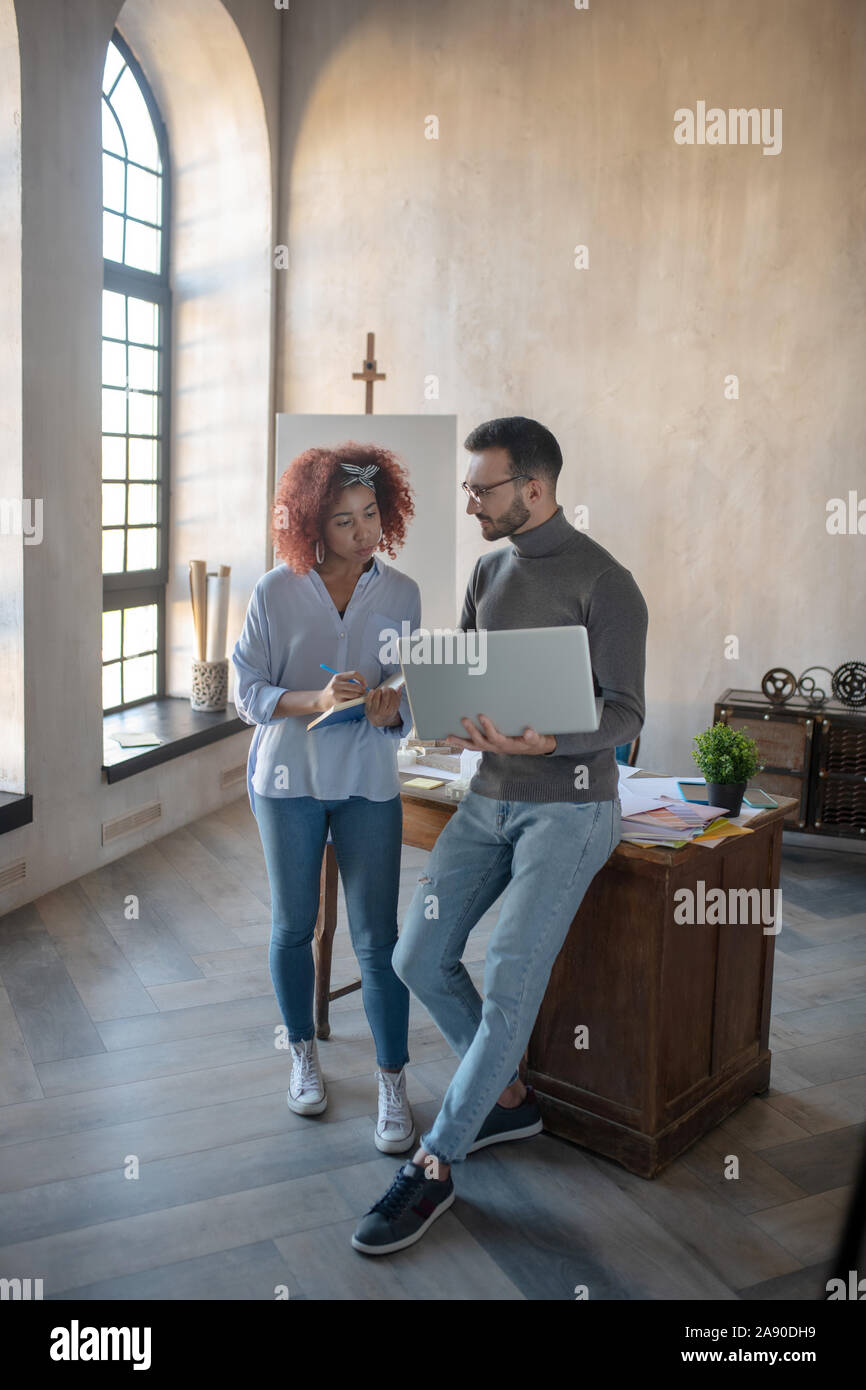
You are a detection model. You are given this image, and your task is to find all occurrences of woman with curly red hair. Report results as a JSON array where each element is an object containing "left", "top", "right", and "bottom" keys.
[{"left": 232, "top": 442, "right": 420, "bottom": 1153}]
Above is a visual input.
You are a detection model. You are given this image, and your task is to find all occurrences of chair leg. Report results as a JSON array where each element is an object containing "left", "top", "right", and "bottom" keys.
[{"left": 313, "top": 844, "right": 339, "bottom": 1039}]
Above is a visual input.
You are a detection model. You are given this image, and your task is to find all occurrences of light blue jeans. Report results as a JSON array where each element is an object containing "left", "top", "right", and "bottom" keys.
[
  {"left": 392, "top": 790, "right": 622, "bottom": 1165},
  {"left": 253, "top": 793, "right": 410, "bottom": 1071}
]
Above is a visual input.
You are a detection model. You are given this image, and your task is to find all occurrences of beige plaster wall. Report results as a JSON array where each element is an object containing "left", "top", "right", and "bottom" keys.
[{"left": 276, "top": 0, "right": 866, "bottom": 774}]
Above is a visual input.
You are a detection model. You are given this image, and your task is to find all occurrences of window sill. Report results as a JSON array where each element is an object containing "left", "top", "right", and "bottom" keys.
[
  {"left": 0, "top": 792, "right": 33, "bottom": 836},
  {"left": 103, "top": 697, "right": 248, "bottom": 783}
]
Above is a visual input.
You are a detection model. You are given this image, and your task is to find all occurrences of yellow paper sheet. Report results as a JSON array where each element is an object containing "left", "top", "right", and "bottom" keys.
[
  {"left": 693, "top": 821, "right": 754, "bottom": 844},
  {"left": 402, "top": 776, "right": 446, "bottom": 789}
]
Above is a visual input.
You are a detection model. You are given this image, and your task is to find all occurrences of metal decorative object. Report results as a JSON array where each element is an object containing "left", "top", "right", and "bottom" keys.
[
  {"left": 761, "top": 667, "right": 798, "bottom": 704},
  {"left": 831, "top": 660, "right": 866, "bottom": 709},
  {"left": 796, "top": 666, "right": 834, "bottom": 707}
]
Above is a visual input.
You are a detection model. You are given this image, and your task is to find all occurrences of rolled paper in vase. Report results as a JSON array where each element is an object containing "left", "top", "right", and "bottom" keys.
[
  {"left": 205, "top": 565, "right": 231, "bottom": 662},
  {"left": 188, "top": 560, "right": 208, "bottom": 660}
]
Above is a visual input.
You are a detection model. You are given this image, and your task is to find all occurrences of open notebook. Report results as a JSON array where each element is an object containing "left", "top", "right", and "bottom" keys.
[{"left": 306, "top": 671, "right": 406, "bottom": 731}]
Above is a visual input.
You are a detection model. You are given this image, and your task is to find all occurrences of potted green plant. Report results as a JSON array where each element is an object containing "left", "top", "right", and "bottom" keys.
[{"left": 691, "top": 721, "right": 760, "bottom": 817}]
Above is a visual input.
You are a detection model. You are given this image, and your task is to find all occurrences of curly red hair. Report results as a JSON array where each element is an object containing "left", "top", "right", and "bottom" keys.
[{"left": 271, "top": 441, "right": 415, "bottom": 574}]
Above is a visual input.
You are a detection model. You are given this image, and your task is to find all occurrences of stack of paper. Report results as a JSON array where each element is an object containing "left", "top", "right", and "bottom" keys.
[{"left": 617, "top": 767, "right": 755, "bottom": 849}]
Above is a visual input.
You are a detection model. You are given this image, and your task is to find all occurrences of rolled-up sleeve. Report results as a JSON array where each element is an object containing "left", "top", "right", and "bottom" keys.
[
  {"left": 376, "top": 585, "right": 421, "bottom": 740},
  {"left": 232, "top": 585, "right": 288, "bottom": 726}
]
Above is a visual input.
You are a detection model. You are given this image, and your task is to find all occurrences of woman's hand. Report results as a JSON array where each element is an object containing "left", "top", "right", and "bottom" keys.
[
  {"left": 317, "top": 670, "right": 367, "bottom": 711},
  {"left": 365, "top": 686, "right": 403, "bottom": 728}
]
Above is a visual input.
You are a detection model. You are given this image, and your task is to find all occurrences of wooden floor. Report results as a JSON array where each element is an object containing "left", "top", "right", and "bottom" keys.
[{"left": 0, "top": 799, "right": 863, "bottom": 1301}]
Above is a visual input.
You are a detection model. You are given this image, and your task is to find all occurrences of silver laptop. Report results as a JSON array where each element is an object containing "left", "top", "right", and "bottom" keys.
[{"left": 398, "top": 625, "right": 603, "bottom": 742}]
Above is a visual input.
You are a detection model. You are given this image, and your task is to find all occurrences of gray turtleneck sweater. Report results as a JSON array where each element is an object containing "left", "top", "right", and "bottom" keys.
[{"left": 459, "top": 504, "right": 648, "bottom": 804}]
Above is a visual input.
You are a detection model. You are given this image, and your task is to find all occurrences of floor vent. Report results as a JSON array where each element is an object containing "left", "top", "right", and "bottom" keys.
[
  {"left": 220, "top": 764, "right": 247, "bottom": 790},
  {"left": 102, "top": 801, "right": 162, "bottom": 846},
  {"left": 0, "top": 859, "right": 26, "bottom": 892}
]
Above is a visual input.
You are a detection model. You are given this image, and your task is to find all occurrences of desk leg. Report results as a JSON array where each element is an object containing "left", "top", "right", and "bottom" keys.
[{"left": 313, "top": 844, "right": 339, "bottom": 1039}]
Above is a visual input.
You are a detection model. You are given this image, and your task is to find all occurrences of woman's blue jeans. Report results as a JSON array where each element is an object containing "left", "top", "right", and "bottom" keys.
[
  {"left": 392, "top": 790, "right": 622, "bottom": 1166},
  {"left": 253, "top": 793, "right": 410, "bottom": 1071}
]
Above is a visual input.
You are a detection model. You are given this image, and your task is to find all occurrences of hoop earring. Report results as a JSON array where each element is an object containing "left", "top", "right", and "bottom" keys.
[
  {"left": 315, "top": 539, "right": 325, "bottom": 564},
  {"left": 377, "top": 528, "right": 383, "bottom": 546}
]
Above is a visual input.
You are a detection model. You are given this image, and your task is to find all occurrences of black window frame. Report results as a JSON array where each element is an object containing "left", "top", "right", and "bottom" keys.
[{"left": 101, "top": 28, "right": 172, "bottom": 713}]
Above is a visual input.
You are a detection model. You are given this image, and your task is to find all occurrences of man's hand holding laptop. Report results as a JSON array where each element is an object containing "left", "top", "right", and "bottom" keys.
[{"left": 445, "top": 714, "right": 556, "bottom": 756}]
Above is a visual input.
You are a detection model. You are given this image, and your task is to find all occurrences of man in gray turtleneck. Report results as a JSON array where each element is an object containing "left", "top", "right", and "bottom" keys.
[
  {"left": 352, "top": 416, "right": 648, "bottom": 1258},
  {"left": 455, "top": 431, "right": 647, "bottom": 804}
]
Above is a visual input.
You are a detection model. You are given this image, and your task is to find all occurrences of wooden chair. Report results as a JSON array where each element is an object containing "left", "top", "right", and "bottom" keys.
[
  {"left": 313, "top": 838, "right": 359, "bottom": 1039},
  {"left": 617, "top": 735, "right": 640, "bottom": 767}
]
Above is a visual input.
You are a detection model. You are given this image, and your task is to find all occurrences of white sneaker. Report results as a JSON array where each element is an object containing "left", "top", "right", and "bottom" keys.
[
  {"left": 374, "top": 1067, "right": 415, "bottom": 1153},
  {"left": 287, "top": 1037, "right": 327, "bottom": 1115}
]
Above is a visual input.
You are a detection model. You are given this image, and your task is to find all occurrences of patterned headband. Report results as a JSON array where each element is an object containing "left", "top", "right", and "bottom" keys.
[{"left": 339, "top": 461, "right": 379, "bottom": 489}]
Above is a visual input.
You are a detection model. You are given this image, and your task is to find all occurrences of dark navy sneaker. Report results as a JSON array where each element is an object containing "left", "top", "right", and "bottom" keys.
[
  {"left": 466, "top": 1085, "right": 544, "bottom": 1155},
  {"left": 351, "top": 1159, "right": 455, "bottom": 1255}
]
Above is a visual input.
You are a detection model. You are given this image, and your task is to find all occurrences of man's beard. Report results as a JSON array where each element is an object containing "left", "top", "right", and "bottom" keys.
[{"left": 479, "top": 495, "right": 531, "bottom": 539}]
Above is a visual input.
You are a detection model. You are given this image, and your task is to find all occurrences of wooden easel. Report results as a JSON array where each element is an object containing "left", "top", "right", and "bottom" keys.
[{"left": 352, "top": 331, "right": 386, "bottom": 414}]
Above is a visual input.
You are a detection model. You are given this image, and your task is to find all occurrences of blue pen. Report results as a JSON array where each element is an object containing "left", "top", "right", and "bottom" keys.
[{"left": 320, "top": 663, "right": 364, "bottom": 686}]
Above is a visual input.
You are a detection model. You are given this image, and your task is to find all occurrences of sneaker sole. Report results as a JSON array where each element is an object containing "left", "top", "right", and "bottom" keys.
[
  {"left": 350, "top": 1189, "right": 455, "bottom": 1255},
  {"left": 374, "top": 1126, "right": 416, "bottom": 1154},
  {"left": 466, "top": 1116, "right": 543, "bottom": 1154},
  {"left": 287, "top": 1091, "right": 327, "bottom": 1116}
]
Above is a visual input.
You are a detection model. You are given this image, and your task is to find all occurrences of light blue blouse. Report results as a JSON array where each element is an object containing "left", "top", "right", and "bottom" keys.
[{"left": 232, "top": 557, "right": 421, "bottom": 808}]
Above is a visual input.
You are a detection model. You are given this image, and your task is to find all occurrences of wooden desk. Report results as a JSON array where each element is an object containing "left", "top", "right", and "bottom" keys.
[{"left": 394, "top": 779, "right": 796, "bottom": 1179}]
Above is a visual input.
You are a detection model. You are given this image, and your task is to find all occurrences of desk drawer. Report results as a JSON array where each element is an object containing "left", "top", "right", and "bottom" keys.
[{"left": 723, "top": 713, "right": 810, "bottom": 773}]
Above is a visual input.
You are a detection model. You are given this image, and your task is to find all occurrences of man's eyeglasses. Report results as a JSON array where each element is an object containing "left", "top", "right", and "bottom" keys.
[{"left": 461, "top": 475, "right": 534, "bottom": 505}]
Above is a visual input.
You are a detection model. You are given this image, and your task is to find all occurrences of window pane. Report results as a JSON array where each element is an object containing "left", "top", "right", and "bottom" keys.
[
  {"left": 126, "top": 165, "right": 161, "bottom": 226},
  {"left": 102, "top": 482, "right": 126, "bottom": 526},
  {"left": 102, "top": 661, "right": 122, "bottom": 711},
  {"left": 127, "top": 527, "right": 157, "bottom": 570},
  {"left": 103, "top": 41, "right": 125, "bottom": 96},
  {"left": 124, "top": 218, "right": 160, "bottom": 274},
  {"left": 101, "top": 39, "right": 167, "bottom": 711},
  {"left": 128, "top": 483, "right": 157, "bottom": 525},
  {"left": 128, "top": 437, "right": 157, "bottom": 479},
  {"left": 102, "top": 386, "right": 127, "bottom": 433},
  {"left": 123, "top": 604, "right": 157, "bottom": 658},
  {"left": 111, "top": 67, "right": 160, "bottom": 170},
  {"left": 127, "top": 297, "right": 158, "bottom": 345},
  {"left": 102, "top": 528, "right": 125, "bottom": 573},
  {"left": 103, "top": 209, "right": 124, "bottom": 262},
  {"left": 102, "top": 435, "right": 126, "bottom": 479},
  {"left": 101, "top": 340, "right": 127, "bottom": 388},
  {"left": 102, "top": 609, "right": 121, "bottom": 662},
  {"left": 128, "top": 390, "right": 157, "bottom": 435},
  {"left": 128, "top": 345, "right": 158, "bottom": 391},
  {"left": 102, "top": 289, "right": 126, "bottom": 340},
  {"left": 123, "top": 653, "right": 157, "bottom": 703},
  {"left": 102, "top": 152, "right": 125, "bottom": 213},
  {"left": 101, "top": 99, "right": 125, "bottom": 156}
]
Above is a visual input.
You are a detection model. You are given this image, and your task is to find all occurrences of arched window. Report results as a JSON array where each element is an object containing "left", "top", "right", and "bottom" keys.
[{"left": 101, "top": 31, "right": 170, "bottom": 711}]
